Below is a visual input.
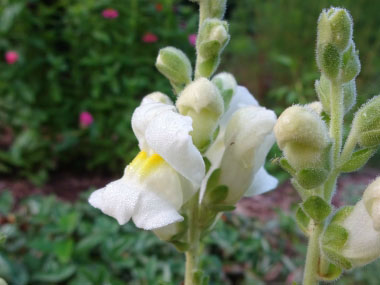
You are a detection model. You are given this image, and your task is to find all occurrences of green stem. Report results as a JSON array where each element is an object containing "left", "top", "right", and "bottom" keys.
[
  {"left": 339, "top": 127, "right": 358, "bottom": 166},
  {"left": 329, "top": 81, "right": 344, "bottom": 163},
  {"left": 184, "top": 193, "right": 201, "bottom": 285},
  {"left": 303, "top": 222, "right": 323, "bottom": 285},
  {"left": 194, "top": 0, "right": 210, "bottom": 79}
]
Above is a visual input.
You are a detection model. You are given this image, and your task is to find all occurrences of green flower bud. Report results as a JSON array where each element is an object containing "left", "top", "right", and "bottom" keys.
[
  {"left": 176, "top": 78, "right": 224, "bottom": 150},
  {"left": 315, "top": 75, "right": 357, "bottom": 114},
  {"left": 156, "top": 47, "right": 192, "bottom": 93},
  {"left": 196, "top": 19, "right": 230, "bottom": 78},
  {"left": 208, "top": 0, "right": 227, "bottom": 19},
  {"left": 274, "top": 105, "right": 330, "bottom": 170},
  {"left": 341, "top": 41, "right": 361, "bottom": 83},
  {"left": 212, "top": 72, "right": 237, "bottom": 110},
  {"left": 352, "top": 95, "right": 380, "bottom": 147},
  {"left": 317, "top": 8, "right": 353, "bottom": 52}
]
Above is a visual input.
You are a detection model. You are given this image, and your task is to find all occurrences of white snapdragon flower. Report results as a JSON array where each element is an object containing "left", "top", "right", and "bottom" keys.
[
  {"left": 89, "top": 93, "right": 205, "bottom": 230},
  {"left": 201, "top": 86, "right": 278, "bottom": 204}
]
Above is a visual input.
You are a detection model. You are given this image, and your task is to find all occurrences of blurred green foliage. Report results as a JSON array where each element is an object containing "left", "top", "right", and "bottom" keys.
[
  {"left": 0, "top": 0, "right": 198, "bottom": 184},
  {"left": 1, "top": 0, "right": 380, "bottom": 183}
]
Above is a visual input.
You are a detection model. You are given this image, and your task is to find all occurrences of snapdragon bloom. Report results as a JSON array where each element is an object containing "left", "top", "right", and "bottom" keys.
[
  {"left": 142, "top": 33, "right": 158, "bottom": 43},
  {"left": 5, "top": 51, "right": 19, "bottom": 64},
  {"left": 188, "top": 34, "right": 197, "bottom": 46},
  {"left": 79, "top": 111, "right": 94, "bottom": 128},
  {"left": 102, "top": 9, "right": 119, "bottom": 19}
]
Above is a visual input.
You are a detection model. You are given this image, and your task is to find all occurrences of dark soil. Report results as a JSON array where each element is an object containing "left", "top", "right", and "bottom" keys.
[{"left": 0, "top": 168, "right": 378, "bottom": 220}]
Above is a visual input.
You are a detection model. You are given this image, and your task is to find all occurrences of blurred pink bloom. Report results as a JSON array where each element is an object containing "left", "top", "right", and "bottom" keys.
[
  {"left": 5, "top": 51, "right": 19, "bottom": 64},
  {"left": 80, "top": 111, "right": 94, "bottom": 128},
  {"left": 188, "top": 34, "right": 197, "bottom": 46},
  {"left": 142, "top": 33, "right": 158, "bottom": 43},
  {"left": 102, "top": 9, "right": 119, "bottom": 19}
]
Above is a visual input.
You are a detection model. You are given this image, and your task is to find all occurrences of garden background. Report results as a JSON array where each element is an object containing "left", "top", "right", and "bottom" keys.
[{"left": 0, "top": 0, "right": 380, "bottom": 284}]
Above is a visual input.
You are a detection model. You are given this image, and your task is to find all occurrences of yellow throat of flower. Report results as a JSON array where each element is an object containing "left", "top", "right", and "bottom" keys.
[{"left": 128, "top": 151, "right": 165, "bottom": 178}]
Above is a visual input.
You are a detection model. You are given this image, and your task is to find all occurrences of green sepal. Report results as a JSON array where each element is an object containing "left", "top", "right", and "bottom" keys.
[
  {"left": 296, "top": 168, "right": 328, "bottom": 190},
  {"left": 341, "top": 42, "right": 360, "bottom": 83},
  {"left": 203, "top": 156, "right": 211, "bottom": 173},
  {"left": 205, "top": 185, "right": 228, "bottom": 204},
  {"left": 318, "top": 262, "right": 342, "bottom": 281},
  {"left": 340, "top": 147, "right": 376, "bottom": 173},
  {"left": 318, "top": 43, "right": 341, "bottom": 80},
  {"left": 295, "top": 205, "right": 311, "bottom": 236},
  {"left": 171, "top": 241, "right": 190, "bottom": 252},
  {"left": 322, "top": 246, "right": 352, "bottom": 270},
  {"left": 330, "top": 206, "right": 354, "bottom": 224},
  {"left": 208, "top": 204, "right": 235, "bottom": 212},
  {"left": 206, "top": 168, "right": 221, "bottom": 191},
  {"left": 212, "top": 125, "right": 220, "bottom": 141},
  {"left": 193, "top": 270, "right": 209, "bottom": 285},
  {"left": 302, "top": 196, "right": 331, "bottom": 223},
  {"left": 322, "top": 224, "right": 348, "bottom": 249},
  {"left": 328, "top": 9, "right": 352, "bottom": 52},
  {"left": 278, "top": 157, "right": 296, "bottom": 176}
]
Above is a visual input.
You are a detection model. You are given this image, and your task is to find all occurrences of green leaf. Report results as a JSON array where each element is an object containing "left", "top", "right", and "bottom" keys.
[
  {"left": 278, "top": 157, "right": 296, "bottom": 176},
  {"left": 340, "top": 148, "right": 376, "bottom": 172},
  {"left": 171, "top": 241, "right": 189, "bottom": 252},
  {"left": 330, "top": 206, "right": 354, "bottom": 225},
  {"left": 203, "top": 156, "right": 211, "bottom": 173},
  {"left": 32, "top": 264, "right": 76, "bottom": 283},
  {"left": 54, "top": 239, "right": 74, "bottom": 263},
  {"left": 302, "top": 196, "right": 331, "bottom": 222},
  {"left": 206, "top": 168, "right": 221, "bottom": 191},
  {"left": 296, "top": 168, "right": 328, "bottom": 189},
  {"left": 59, "top": 212, "right": 80, "bottom": 234},
  {"left": 295, "top": 206, "right": 310, "bottom": 236},
  {"left": 322, "top": 246, "right": 352, "bottom": 270}
]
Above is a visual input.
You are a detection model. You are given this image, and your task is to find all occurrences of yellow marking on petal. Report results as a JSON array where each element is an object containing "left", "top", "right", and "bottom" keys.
[
  {"left": 139, "top": 153, "right": 165, "bottom": 178},
  {"left": 129, "top": 151, "right": 148, "bottom": 171}
]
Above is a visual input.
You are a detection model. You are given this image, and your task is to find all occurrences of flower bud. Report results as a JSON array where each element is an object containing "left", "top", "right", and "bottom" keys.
[
  {"left": 341, "top": 41, "right": 361, "bottom": 83},
  {"left": 218, "top": 106, "right": 276, "bottom": 204},
  {"left": 141, "top": 92, "right": 173, "bottom": 105},
  {"left": 212, "top": 72, "right": 237, "bottom": 110},
  {"left": 176, "top": 78, "right": 224, "bottom": 150},
  {"left": 317, "top": 8, "right": 353, "bottom": 52},
  {"left": 196, "top": 19, "right": 230, "bottom": 78},
  {"left": 208, "top": 0, "right": 227, "bottom": 19},
  {"left": 306, "top": 101, "right": 323, "bottom": 115},
  {"left": 363, "top": 177, "right": 380, "bottom": 231},
  {"left": 352, "top": 95, "right": 380, "bottom": 147},
  {"left": 315, "top": 75, "right": 357, "bottom": 114},
  {"left": 274, "top": 105, "right": 330, "bottom": 170},
  {"left": 317, "top": 43, "right": 341, "bottom": 80},
  {"left": 156, "top": 47, "right": 192, "bottom": 93}
]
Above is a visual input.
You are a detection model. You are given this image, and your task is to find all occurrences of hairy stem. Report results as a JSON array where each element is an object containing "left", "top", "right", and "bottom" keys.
[
  {"left": 329, "top": 81, "right": 344, "bottom": 163},
  {"left": 184, "top": 193, "right": 201, "bottom": 285},
  {"left": 303, "top": 222, "right": 323, "bottom": 285}
]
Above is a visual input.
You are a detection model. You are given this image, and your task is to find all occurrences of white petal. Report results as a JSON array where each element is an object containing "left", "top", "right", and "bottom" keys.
[
  {"left": 132, "top": 102, "right": 175, "bottom": 151},
  {"left": 144, "top": 109, "right": 205, "bottom": 186},
  {"left": 132, "top": 190, "right": 183, "bottom": 230},
  {"left": 88, "top": 178, "right": 140, "bottom": 225},
  {"left": 220, "top": 85, "right": 259, "bottom": 127},
  {"left": 245, "top": 167, "right": 278, "bottom": 197},
  {"left": 141, "top": 92, "right": 173, "bottom": 106}
]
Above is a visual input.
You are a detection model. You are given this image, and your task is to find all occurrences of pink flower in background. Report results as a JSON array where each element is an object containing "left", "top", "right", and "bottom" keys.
[
  {"left": 5, "top": 51, "right": 19, "bottom": 64},
  {"left": 188, "top": 34, "right": 197, "bottom": 46},
  {"left": 155, "top": 3, "right": 163, "bottom": 12},
  {"left": 80, "top": 111, "right": 94, "bottom": 128},
  {"left": 102, "top": 8, "right": 119, "bottom": 19},
  {"left": 142, "top": 33, "right": 158, "bottom": 43}
]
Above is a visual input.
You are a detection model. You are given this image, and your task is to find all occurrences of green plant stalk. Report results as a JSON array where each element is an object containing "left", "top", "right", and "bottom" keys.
[
  {"left": 303, "top": 221, "right": 323, "bottom": 285},
  {"left": 194, "top": 0, "right": 210, "bottom": 80},
  {"left": 304, "top": 80, "right": 344, "bottom": 284},
  {"left": 185, "top": 192, "right": 201, "bottom": 285}
]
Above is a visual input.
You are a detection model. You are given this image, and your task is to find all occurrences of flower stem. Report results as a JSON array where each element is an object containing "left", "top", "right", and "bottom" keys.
[
  {"left": 329, "top": 81, "right": 344, "bottom": 164},
  {"left": 184, "top": 193, "right": 201, "bottom": 285},
  {"left": 303, "top": 221, "right": 323, "bottom": 285}
]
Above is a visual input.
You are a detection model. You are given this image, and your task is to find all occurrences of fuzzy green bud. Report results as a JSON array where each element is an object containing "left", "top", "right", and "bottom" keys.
[
  {"left": 317, "top": 8, "right": 353, "bottom": 52},
  {"left": 341, "top": 41, "right": 361, "bottom": 83},
  {"left": 156, "top": 47, "right": 192, "bottom": 93},
  {"left": 208, "top": 0, "right": 227, "bottom": 19},
  {"left": 196, "top": 19, "right": 230, "bottom": 78},
  {"left": 352, "top": 95, "right": 380, "bottom": 147},
  {"left": 274, "top": 105, "right": 330, "bottom": 170},
  {"left": 176, "top": 78, "right": 224, "bottom": 150},
  {"left": 315, "top": 75, "right": 357, "bottom": 114},
  {"left": 212, "top": 72, "right": 237, "bottom": 110},
  {"left": 317, "top": 43, "right": 341, "bottom": 80}
]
